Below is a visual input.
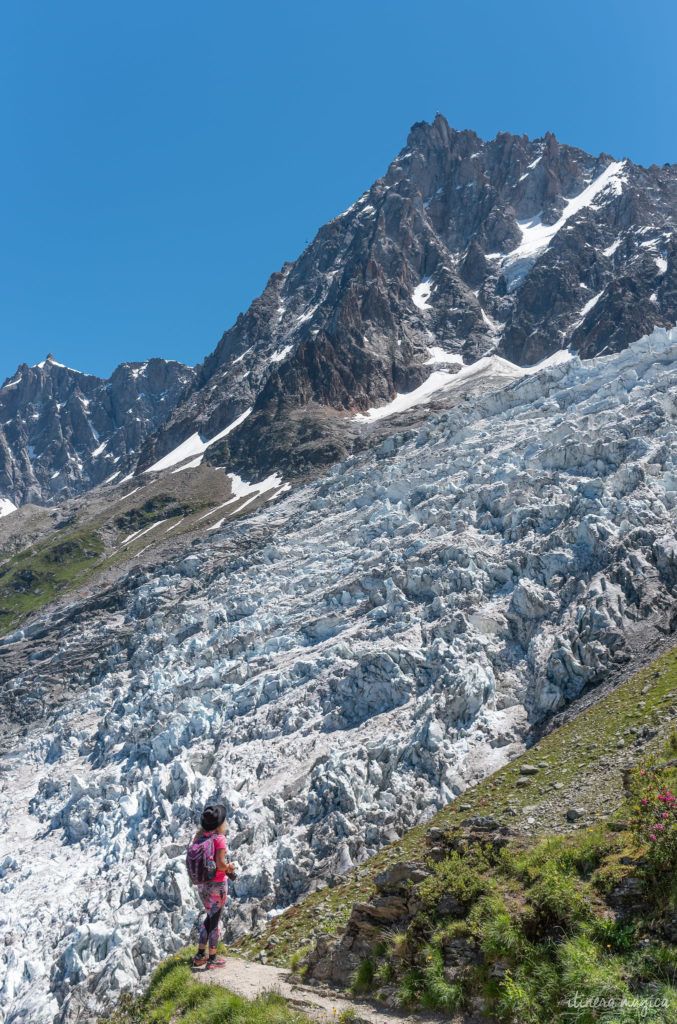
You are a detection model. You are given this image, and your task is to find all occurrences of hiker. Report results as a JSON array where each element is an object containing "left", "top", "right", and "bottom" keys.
[{"left": 186, "top": 803, "right": 236, "bottom": 969}]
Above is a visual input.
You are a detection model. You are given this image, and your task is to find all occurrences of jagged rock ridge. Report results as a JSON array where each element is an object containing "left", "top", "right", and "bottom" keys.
[{"left": 0, "top": 355, "right": 196, "bottom": 505}]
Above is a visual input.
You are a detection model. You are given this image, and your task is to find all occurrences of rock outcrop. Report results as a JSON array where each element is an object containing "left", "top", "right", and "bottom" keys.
[
  {"left": 157, "top": 115, "right": 677, "bottom": 481},
  {"left": 305, "top": 862, "right": 429, "bottom": 986}
]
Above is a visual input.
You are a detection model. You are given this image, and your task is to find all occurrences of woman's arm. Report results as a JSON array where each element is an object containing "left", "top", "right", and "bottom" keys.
[
  {"left": 213, "top": 836, "right": 235, "bottom": 876},
  {"left": 215, "top": 845, "right": 228, "bottom": 873}
]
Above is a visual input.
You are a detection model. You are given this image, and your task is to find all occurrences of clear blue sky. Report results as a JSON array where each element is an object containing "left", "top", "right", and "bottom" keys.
[{"left": 1, "top": 0, "right": 674, "bottom": 383}]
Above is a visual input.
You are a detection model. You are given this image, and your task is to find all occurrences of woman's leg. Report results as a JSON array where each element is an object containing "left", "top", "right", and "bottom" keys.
[
  {"left": 206, "top": 883, "right": 228, "bottom": 953},
  {"left": 194, "top": 881, "right": 228, "bottom": 963},
  {"left": 197, "top": 883, "right": 218, "bottom": 949}
]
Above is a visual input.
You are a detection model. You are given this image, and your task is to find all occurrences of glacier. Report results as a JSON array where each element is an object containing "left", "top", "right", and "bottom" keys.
[{"left": 0, "top": 327, "right": 676, "bottom": 1022}]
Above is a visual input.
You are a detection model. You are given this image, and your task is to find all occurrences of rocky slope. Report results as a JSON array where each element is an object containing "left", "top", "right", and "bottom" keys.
[
  {"left": 296, "top": 655, "right": 677, "bottom": 1020},
  {"left": 0, "top": 326, "right": 675, "bottom": 1023},
  {"left": 2, "top": 116, "right": 675, "bottom": 508},
  {"left": 0, "top": 355, "right": 196, "bottom": 506}
]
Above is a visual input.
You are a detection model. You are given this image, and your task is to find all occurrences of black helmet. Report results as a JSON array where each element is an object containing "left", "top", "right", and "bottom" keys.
[{"left": 200, "top": 803, "right": 227, "bottom": 831}]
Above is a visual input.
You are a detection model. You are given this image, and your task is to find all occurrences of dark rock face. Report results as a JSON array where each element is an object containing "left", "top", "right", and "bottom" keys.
[
  {"left": 0, "top": 355, "right": 196, "bottom": 505},
  {"left": 3, "top": 115, "right": 676, "bottom": 501},
  {"left": 304, "top": 861, "right": 429, "bottom": 985}
]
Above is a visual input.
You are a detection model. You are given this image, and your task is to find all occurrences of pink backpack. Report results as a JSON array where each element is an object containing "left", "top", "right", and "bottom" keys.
[{"left": 186, "top": 833, "right": 217, "bottom": 884}]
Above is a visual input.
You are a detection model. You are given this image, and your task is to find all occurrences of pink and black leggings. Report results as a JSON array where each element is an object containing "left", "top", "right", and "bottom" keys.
[{"left": 197, "top": 880, "right": 228, "bottom": 948}]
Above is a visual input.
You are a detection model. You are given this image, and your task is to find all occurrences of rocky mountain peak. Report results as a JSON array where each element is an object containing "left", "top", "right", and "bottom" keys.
[
  {"left": 404, "top": 111, "right": 479, "bottom": 155},
  {"left": 177, "top": 118, "right": 673, "bottom": 484}
]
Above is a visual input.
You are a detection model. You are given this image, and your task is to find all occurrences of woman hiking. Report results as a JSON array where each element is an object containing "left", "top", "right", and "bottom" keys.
[{"left": 187, "top": 803, "right": 236, "bottom": 969}]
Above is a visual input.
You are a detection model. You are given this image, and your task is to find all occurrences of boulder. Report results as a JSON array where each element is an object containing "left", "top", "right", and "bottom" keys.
[{"left": 374, "top": 862, "right": 429, "bottom": 891}]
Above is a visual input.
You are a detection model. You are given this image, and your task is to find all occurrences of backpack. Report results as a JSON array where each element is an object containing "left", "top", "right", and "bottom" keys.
[{"left": 186, "top": 833, "right": 217, "bottom": 884}]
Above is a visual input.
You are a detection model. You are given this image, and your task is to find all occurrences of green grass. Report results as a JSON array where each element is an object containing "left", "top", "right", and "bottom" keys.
[
  {"left": 366, "top": 831, "right": 677, "bottom": 1020},
  {"left": 113, "top": 494, "right": 206, "bottom": 534},
  {"left": 349, "top": 957, "right": 374, "bottom": 994},
  {"left": 0, "top": 471, "right": 288, "bottom": 638},
  {"left": 0, "top": 526, "right": 104, "bottom": 633},
  {"left": 0, "top": 496, "right": 213, "bottom": 636},
  {"left": 288, "top": 946, "right": 313, "bottom": 973},
  {"left": 97, "top": 951, "right": 315, "bottom": 1024}
]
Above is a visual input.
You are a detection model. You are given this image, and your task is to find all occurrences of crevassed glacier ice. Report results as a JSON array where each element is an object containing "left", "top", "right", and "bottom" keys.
[{"left": 1, "top": 327, "right": 676, "bottom": 1022}]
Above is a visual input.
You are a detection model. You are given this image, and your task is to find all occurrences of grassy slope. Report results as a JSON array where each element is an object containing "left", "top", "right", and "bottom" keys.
[
  {"left": 0, "top": 476, "right": 279, "bottom": 636},
  {"left": 231, "top": 643, "right": 677, "bottom": 1022},
  {"left": 98, "top": 959, "right": 317, "bottom": 1024},
  {"left": 0, "top": 524, "right": 105, "bottom": 631}
]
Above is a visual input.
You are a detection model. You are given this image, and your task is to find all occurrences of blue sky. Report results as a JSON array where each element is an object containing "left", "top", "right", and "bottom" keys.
[{"left": 1, "top": 0, "right": 674, "bottom": 383}]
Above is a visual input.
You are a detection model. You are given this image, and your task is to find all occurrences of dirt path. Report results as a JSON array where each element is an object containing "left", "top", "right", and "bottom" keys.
[{"left": 203, "top": 955, "right": 448, "bottom": 1024}]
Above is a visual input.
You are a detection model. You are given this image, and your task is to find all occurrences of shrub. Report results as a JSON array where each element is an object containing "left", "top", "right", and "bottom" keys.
[
  {"left": 421, "top": 974, "right": 463, "bottom": 1013},
  {"left": 468, "top": 894, "right": 523, "bottom": 959},
  {"left": 632, "top": 941, "right": 677, "bottom": 985},
  {"left": 626, "top": 754, "right": 677, "bottom": 909},
  {"left": 350, "top": 958, "right": 374, "bottom": 994},
  {"left": 418, "top": 943, "right": 465, "bottom": 1012},
  {"left": 495, "top": 968, "right": 542, "bottom": 1024},
  {"left": 397, "top": 968, "right": 423, "bottom": 1007},
  {"left": 420, "top": 849, "right": 489, "bottom": 910},
  {"left": 591, "top": 853, "right": 630, "bottom": 897},
  {"left": 591, "top": 918, "right": 636, "bottom": 953},
  {"left": 557, "top": 935, "right": 630, "bottom": 1023},
  {"left": 373, "top": 959, "right": 395, "bottom": 985},
  {"left": 559, "top": 829, "right": 610, "bottom": 877},
  {"left": 526, "top": 865, "right": 591, "bottom": 935}
]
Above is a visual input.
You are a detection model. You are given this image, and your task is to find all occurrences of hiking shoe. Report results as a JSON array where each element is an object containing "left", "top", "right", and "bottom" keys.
[
  {"left": 207, "top": 953, "right": 227, "bottom": 968},
  {"left": 191, "top": 953, "right": 209, "bottom": 969}
]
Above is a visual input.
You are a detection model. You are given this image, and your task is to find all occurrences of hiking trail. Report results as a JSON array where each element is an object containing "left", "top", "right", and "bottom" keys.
[{"left": 203, "top": 956, "right": 451, "bottom": 1024}]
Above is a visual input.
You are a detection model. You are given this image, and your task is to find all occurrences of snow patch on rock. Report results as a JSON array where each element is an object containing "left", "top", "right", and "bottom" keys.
[
  {"left": 144, "top": 410, "right": 253, "bottom": 474},
  {"left": 0, "top": 498, "right": 16, "bottom": 518}
]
